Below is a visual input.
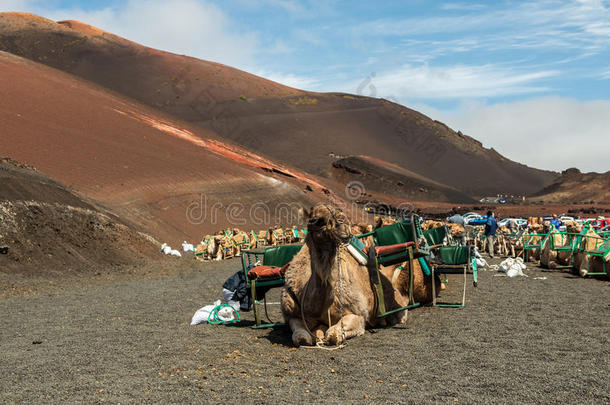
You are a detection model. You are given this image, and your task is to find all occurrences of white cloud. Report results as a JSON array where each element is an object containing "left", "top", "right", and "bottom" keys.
[
  {"left": 359, "top": 1, "right": 610, "bottom": 55},
  {"left": 346, "top": 64, "right": 559, "bottom": 100},
  {"left": 38, "top": 0, "right": 259, "bottom": 69},
  {"left": 253, "top": 69, "right": 319, "bottom": 90},
  {"left": 1, "top": 0, "right": 33, "bottom": 11},
  {"left": 421, "top": 97, "right": 610, "bottom": 173}
]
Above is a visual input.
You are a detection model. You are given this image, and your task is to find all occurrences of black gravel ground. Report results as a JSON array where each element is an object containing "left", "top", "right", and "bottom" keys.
[{"left": 1, "top": 257, "right": 608, "bottom": 404}]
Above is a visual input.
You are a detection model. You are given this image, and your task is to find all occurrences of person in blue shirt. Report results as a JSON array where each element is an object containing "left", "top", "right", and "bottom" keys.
[
  {"left": 484, "top": 210, "right": 498, "bottom": 258},
  {"left": 550, "top": 214, "right": 563, "bottom": 229}
]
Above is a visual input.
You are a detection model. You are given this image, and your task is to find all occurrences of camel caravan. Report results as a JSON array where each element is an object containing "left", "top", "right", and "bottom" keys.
[
  {"left": 231, "top": 204, "right": 483, "bottom": 347},
  {"left": 459, "top": 216, "right": 609, "bottom": 278},
  {"left": 190, "top": 206, "right": 607, "bottom": 347},
  {"left": 194, "top": 226, "right": 308, "bottom": 261}
]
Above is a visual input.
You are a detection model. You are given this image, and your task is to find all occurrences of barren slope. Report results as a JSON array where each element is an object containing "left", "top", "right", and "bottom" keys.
[
  {"left": 0, "top": 12, "right": 556, "bottom": 198},
  {"left": 0, "top": 50, "right": 326, "bottom": 242},
  {"left": 331, "top": 155, "right": 476, "bottom": 203},
  {"left": 0, "top": 157, "right": 160, "bottom": 276},
  {"left": 532, "top": 168, "right": 610, "bottom": 203}
]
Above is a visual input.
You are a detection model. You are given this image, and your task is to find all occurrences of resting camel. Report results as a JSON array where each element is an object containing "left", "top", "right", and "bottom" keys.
[
  {"left": 195, "top": 235, "right": 212, "bottom": 261},
  {"left": 540, "top": 221, "right": 581, "bottom": 269},
  {"left": 281, "top": 204, "right": 439, "bottom": 347},
  {"left": 206, "top": 234, "right": 224, "bottom": 261},
  {"left": 573, "top": 227, "right": 608, "bottom": 278},
  {"left": 421, "top": 220, "right": 444, "bottom": 231},
  {"left": 374, "top": 216, "right": 396, "bottom": 228},
  {"left": 229, "top": 228, "right": 250, "bottom": 257},
  {"left": 285, "top": 227, "right": 299, "bottom": 244},
  {"left": 266, "top": 226, "right": 286, "bottom": 246},
  {"left": 254, "top": 230, "right": 267, "bottom": 247},
  {"left": 521, "top": 223, "right": 546, "bottom": 262},
  {"left": 351, "top": 222, "right": 374, "bottom": 247}
]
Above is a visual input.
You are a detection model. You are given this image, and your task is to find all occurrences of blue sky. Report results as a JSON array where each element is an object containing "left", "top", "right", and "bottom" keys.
[{"left": 4, "top": 0, "right": 610, "bottom": 172}]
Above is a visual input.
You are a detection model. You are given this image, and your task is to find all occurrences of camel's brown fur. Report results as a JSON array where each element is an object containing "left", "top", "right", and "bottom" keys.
[
  {"left": 281, "top": 204, "right": 438, "bottom": 347},
  {"left": 573, "top": 227, "right": 608, "bottom": 277},
  {"left": 421, "top": 220, "right": 444, "bottom": 230},
  {"left": 540, "top": 221, "right": 581, "bottom": 268}
]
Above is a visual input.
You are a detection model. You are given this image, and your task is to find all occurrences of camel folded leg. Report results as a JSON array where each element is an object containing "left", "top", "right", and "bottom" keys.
[
  {"left": 288, "top": 318, "right": 313, "bottom": 347},
  {"left": 324, "top": 313, "right": 365, "bottom": 346}
]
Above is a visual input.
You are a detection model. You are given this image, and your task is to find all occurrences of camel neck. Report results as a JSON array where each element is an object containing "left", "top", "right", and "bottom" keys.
[{"left": 307, "top": 237, "right": 341, "bottom": 286}]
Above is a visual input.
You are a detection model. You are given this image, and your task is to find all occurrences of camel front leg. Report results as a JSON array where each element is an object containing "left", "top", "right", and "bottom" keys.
[
  {"left": 288, "top": 318, "right": 314, "bottom": 347},
  {"left": 324, "top": 313, "right": 365, "bottom": 346}
]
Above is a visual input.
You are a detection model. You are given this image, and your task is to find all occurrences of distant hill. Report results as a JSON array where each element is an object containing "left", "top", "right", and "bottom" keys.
[
  {"left": 331, "top": 155, "right": 476, "bottom": 203},
  {"left": 0, "top": 12, "right": 557, "bottom": 199},
  {"left": 532, "top": 168, "right": 610, "bottom": 204},
  {"left": 0, "top": 50, "right": 326, "bottom": 242}
]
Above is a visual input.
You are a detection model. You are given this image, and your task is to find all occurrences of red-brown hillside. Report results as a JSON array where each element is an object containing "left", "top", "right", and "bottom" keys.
[
  {"left": 532, "top": 168, "right": 610, "bottom": 204},
  {"left": 0, "top": 50, "right": 327, "bottom": 242},
  {"left": 0, "top": 12, "right": 556, "bottom": 198}
]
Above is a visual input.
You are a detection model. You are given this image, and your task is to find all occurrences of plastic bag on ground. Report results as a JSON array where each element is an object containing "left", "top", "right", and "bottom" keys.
[
  {"left": 160, "top": 243, "right": 172, "bottom": 255},
  {"left": 182, "top": 241, "right": 195, "bottom": 253},
  {"left": 499, "top": 258, "right": 527, "bottom": 277},
  {"left": 190, "top": 300, "right": 238, "bottom": 325}
]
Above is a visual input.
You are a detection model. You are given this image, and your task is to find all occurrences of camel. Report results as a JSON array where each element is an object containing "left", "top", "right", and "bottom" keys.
[
  {"left": 540, "top": 221, "right": 581, "bottom": 269},
  {"left": 351, "top": 222, "right": 374, "bottom": 247},
  {"left": 255, "top": 230, "right": 267, "bottom": 247},
  {"left": 195, "top": 235, "right": 211, "bottom": 261},
  {"left": 421, "top": 220, "right": 444, "bottom": 231},
  {"left": 281, "top": 204, "right": 439, "bottom": 347},
  {"left": 374, "top": 216, "right": 397, "bottom": 228},
  {"left": 266, "top": 226, "right": 285, "bottom": 246},
  {"left": 521, "top": 223, "right": 546, "bottom": 262},
  {"left": 285, "top": 227, "right": 299, "bottom": 244},
  {"left": 573, "top": 227, "right": 608, "bottom": 277},
  {"left": 207, "top": 234, "right": 224, "bottom": 261},
  {"left": 230, "top": 228, "right": 250, "bottom": 257}
]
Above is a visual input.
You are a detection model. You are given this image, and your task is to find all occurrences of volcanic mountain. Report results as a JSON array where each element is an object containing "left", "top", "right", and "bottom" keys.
[
  {"left": 532, "top": 168, "right": 610, "bottom": 204},
  {"left": 0, "top": 12, "right": 556, "bottom": 199},
  {"left": 331, "top": 155, "right": 476, "bottom": 203},
  {"left": 0, "top": 49, "right": 328, "bottom": 242}
]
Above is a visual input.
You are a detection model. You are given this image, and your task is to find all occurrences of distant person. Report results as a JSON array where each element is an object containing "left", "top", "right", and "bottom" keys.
[
  {"left": 550, "top": 214, "right": 562, "bottom": 229},
  {"left": 447, "top": 214, "right": 465, "bottom": 226},
  {"left": 485, "top": 210, "right": 498, "bottom": 258}
]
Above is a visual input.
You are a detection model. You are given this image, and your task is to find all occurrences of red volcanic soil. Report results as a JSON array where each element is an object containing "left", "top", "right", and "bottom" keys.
[
  {"left": 0, "top": 50, "right": 326, "bottom": 242},
  {"left": 0, "top": 13, "right": 300, "bottom": 103},
  {"left": 0, "top": 12, "right": 556, "bottom": 198}
]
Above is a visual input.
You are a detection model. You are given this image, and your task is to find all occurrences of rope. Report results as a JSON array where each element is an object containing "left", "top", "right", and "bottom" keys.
[
  {"left": 207, "top": 304, "right": 241, "bottom": 324},
  {"left": 299, "top": 245, "right": 347, "bottom": 351}
]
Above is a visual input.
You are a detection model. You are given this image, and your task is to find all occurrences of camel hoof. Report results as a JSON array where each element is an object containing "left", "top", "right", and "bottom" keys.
[
  {"left": 324, "top": 326, "right": 345, "bottom": 346},
  {"left": 579, "top": 269, "right": 588, "bottom": 278},
  {"left": 292, "top": 329, "right": 313, "bottom": 347},
  {"left": 440, "top": 282, "right": 447, "bottom": 291}
]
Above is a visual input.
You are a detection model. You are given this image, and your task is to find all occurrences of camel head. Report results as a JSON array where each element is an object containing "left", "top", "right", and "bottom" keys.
[
  {"left": 564, "top": 220, "right": 580, "bottom": 234},
  {"left": 305, "top": 204, "right": 352, "bottom": 247}
]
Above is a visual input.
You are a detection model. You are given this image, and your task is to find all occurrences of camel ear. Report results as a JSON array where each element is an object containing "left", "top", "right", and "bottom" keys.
[{"left": 300, "top": 206, "right": 312, "bottom": 221}]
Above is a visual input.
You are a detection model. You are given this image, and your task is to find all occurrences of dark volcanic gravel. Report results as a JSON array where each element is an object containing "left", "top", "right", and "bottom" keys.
[{"left": 1, "top": 258, "right": 608, "bottom": 404}]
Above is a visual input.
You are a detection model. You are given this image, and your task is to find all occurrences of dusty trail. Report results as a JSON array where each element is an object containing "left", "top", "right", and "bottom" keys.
[{"left": 1, "top": 258, "right": 608, "bottom": 403}]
